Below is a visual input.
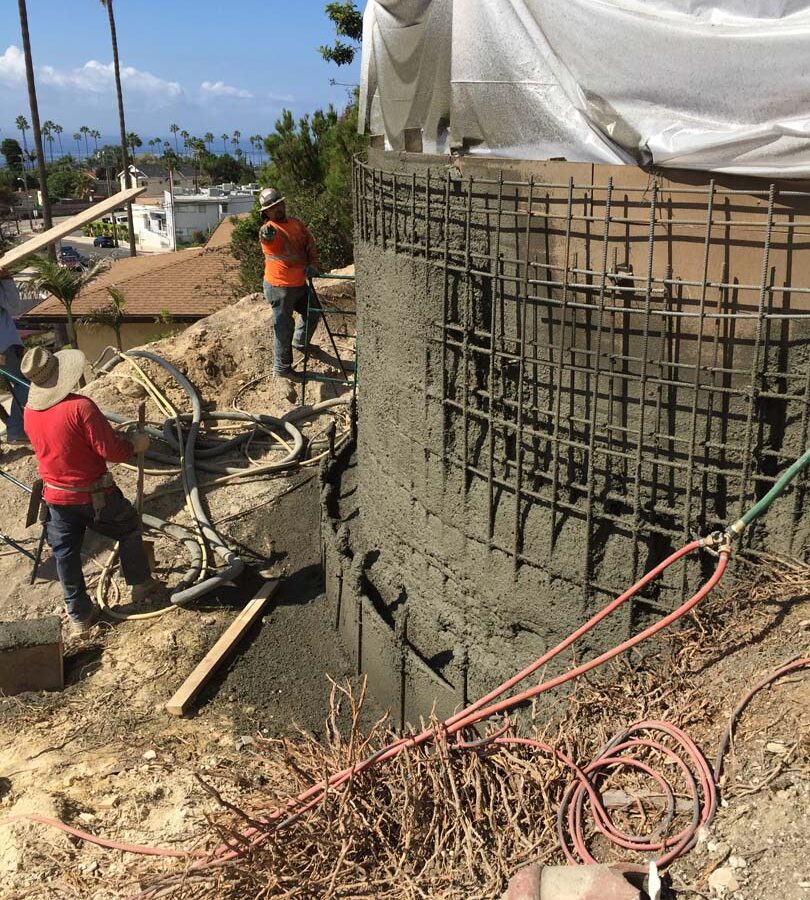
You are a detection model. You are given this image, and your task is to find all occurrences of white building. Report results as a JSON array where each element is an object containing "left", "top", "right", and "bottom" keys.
[{"left": 129, "top": 183, "right": 259, "bottom": 252}]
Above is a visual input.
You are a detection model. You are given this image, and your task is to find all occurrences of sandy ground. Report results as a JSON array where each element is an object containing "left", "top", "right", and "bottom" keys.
[{"left": 0, "top": 279, "right": 364, "bottom": 897}]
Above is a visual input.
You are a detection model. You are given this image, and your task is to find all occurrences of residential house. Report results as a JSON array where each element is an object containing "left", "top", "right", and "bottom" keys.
[
  {"left": 130, "top": 183, "right": 258, "bottom": 252},
  {"left": 20, "top": 216, "right": 247, "bottom": 362}
]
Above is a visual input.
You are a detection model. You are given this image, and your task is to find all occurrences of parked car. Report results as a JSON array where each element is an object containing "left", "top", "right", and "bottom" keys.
[
  {"left": 93, "top": 235, "right": 116, "bottom": 248},
  {"left": 58, "top": 246, "right": 88, "bottom": 270}
]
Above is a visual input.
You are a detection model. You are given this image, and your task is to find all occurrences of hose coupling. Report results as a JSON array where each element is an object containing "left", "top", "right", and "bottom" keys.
[{"left": 701, "top": 530, "right": 732, "bottom": 557}]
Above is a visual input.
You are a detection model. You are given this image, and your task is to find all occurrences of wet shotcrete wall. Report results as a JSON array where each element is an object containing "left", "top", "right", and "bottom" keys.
[{"left": 322, "top": 150, "right": 810, "bottom": 725}]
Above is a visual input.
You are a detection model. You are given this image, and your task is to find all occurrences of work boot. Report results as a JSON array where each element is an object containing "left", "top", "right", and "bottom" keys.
[
  {"left": 131, "top": 576, "right": 170, "bottom": 606},
  {"left": 274, "top": 373, "right": 298, "bottom": 403},
  {"left": 70, "top": 604, "right": 100, "bottom": 635}
]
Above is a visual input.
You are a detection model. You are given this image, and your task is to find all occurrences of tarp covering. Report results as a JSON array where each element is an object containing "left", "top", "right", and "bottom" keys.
[{"left": 360, "top": 0, "right": 810, "bottom": 176}]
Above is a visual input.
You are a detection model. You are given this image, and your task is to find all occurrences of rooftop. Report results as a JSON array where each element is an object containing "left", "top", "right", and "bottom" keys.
[{"left": 22, "top": 215, "right": 249, "bottom": 323}]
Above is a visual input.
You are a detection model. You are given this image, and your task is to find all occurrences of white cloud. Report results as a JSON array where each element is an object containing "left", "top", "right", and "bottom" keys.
[
  {"left": 0, "top": 45, "right": 26, "bottom": 84},
  {"left": 40, "top": 58, "right": 182, "bottom": 97},
  {"left": 200, "top": 80, "right": 253, "bottom": 100},
  {"left": 0, "top": 43, "right": 182, "bottom": 100}
]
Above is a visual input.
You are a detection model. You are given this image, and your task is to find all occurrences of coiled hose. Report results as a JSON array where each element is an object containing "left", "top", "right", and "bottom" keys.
[{"left": 95, "top": 349, "right": 348, "bottom": 609}]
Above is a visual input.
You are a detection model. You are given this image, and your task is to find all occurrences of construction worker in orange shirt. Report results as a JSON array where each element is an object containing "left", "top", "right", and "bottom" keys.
[{"left": 258, "top": 188, "right": 320, "bottom": 381}]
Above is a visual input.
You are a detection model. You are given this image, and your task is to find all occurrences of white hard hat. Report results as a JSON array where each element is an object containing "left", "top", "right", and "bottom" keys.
[{"left": 259, "top": 187, "right": 285, "bottom": 211}]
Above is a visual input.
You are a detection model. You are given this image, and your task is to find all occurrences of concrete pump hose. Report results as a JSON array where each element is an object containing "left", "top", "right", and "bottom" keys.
[{"left": 120, "top": 349, "right": 245, "bottom": 603}]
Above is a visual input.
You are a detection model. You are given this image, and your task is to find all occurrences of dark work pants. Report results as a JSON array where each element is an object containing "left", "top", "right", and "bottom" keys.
[
  {"left": 46, "top": 489, "right": 150, "bottom": 622},
  {"left": 263, "top": 281, "right": 320, "bottom": 375}
]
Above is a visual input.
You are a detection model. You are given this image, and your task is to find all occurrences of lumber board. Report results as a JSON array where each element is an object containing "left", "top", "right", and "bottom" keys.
[
  {"left": 165, "top": 579, "right": 279, "bottom": 717},
  {"left": 0, "top": 186, "right": 147, "bottom": 269}
]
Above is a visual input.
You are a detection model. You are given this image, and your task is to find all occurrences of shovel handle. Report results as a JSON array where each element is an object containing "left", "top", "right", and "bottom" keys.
[{"left": 136, "top": 400, "right": 146, "bottom": 522}]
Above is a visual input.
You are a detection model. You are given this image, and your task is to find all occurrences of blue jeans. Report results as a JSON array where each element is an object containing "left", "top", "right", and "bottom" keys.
[
  {"left": 263, "top": 281, "right": 320, "bottom": 376},
  {"left": 46, "top": 489, "right": 151, "bottom": 622},
  {"left": 2, "top": 344, "right": 29, "bottom": 441}
]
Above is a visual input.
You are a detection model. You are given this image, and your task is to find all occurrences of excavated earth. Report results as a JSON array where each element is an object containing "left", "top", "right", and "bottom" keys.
[
  {"left": 0, "top": 268, "right": 807, "bottom": 899},
  {"left": 0, "top": 274, "right": 369, "bottom": 897}
]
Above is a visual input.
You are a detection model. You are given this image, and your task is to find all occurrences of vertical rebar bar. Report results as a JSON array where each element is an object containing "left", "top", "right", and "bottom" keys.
[
  {"left": 486, "top": 172, "right": 504, "bottom": 541},
  {"left": 513, "top": 176, "right": 534, "bottom": 574},
  {"left": 737, "top": 185, "right": 776, "bottom": 526},
  {"left": 549, "top": 178, "right": 575, "bottom": 548},
  {"left": 630, "top": 183, "right": 658, "bottom": 585},
  {"left": 680, "top": 180, "right": 716, "bottom": 594},
  {"left": 583, "top": 179, "right": 614, "bottom": 592}
]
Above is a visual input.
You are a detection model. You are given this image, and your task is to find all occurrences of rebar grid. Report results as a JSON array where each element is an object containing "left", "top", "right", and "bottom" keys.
[{"left": 353, "top": 160, "right": 810, "bottom": 607}]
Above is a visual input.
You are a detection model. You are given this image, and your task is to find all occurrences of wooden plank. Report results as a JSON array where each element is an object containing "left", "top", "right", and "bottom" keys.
[
  {"left": 165, "top": 579, "right": 279, "bottom": 717},
  {"left": 0, "top": 185, "right": 147, "bottom": 269}
]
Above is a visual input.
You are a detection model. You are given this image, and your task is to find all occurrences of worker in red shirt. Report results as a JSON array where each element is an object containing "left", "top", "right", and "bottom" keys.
[
  {"left": 258, "top": 187, "right": 320, "bottom": 381},
  {"left": 21, "top": 346, "right": 164, "bottom": 633}
]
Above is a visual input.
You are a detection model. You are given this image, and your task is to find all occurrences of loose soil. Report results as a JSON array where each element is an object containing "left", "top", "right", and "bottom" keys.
[{"left": 0, "top": 272, "right": 807, "bottom": 899}]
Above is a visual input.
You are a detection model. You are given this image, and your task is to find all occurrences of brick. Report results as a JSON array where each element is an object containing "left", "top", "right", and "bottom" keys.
[{"left": 0, "top": 617, "right": 63, "bottom": 696}]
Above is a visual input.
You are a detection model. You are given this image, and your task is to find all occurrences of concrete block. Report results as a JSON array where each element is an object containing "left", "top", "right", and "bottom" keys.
[
  {"left": 502, "top": 863, "right": 642, "bottom": 900},
  {"left": 0, "top": 617, "right": 63, "bottom": 696}
]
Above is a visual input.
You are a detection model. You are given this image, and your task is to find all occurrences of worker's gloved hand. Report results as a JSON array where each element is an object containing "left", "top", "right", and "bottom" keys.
[
  {"left": 305, "top": 265, "right": 319, "bottom": 279},
  {"left": 130, "top": 432, "right": 150, "bottom": 454}
]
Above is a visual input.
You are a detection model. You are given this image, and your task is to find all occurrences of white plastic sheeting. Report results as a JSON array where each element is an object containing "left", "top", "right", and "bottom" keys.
[{"left": 360, "top": 0, "right": 810, "bottom": 176}]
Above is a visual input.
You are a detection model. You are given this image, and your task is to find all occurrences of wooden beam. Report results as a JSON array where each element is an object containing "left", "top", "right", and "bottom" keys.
[
  {"left": 0, "top": 186, "right": 147, "bottom": 270},
  {"left": 165, "top": 580, "right": 279, "bottom": 717}
]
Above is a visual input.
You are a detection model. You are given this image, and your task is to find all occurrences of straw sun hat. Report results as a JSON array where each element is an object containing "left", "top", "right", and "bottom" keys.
[{"left": 21, "top": 346, "right": 86, "bottom": 411}]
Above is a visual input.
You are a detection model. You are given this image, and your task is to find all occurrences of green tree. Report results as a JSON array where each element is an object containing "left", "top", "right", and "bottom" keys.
[
  {"left": 1, "top": 139, "right": 24, "bottom": 175},
  {"left": 220, "top": 132, "right": 229, "bottom": 154},
  {"left": 53, "top": 123, "right": 64, "bottom": 156},
  {"left": 201, "top": 152, "right": 252, "bottom": 185},
  {"left": 15, "top": 115, "right": 30, "bottom": 160},
  {"left": 27, "top": 256, "right": 106, "bottom": 347},
  {"left": 82, "top": 285, "right": 126, "bottom": 349},
  {"left": 80, "top": 125, "right": 90, "bottom": 158},
  {"left": 230, "top": 99, "right": 367, "bottom": 294},
  {"left": 42, "top": 120, "right": 55, "bottom": 162},
  {"left": 47, "top": 159, "right": 95, "bottom": 199},
  {"left": 100, "top": 0, "right": 136, "bottom": 256},
  {"left": 169, "top": 123, "right": 180, "bottom": 153},
  {"left": 319, "top": 2, "right": 362, "bottom": 66},
  {"left": 204, "top": 132, "right": 214, "bottom": 152},
  {"left": 73, "top": 131, "right": 82, "bottom": 156},
  {"left": 126, "top": 131, "right": 142, "bottom": 153}
]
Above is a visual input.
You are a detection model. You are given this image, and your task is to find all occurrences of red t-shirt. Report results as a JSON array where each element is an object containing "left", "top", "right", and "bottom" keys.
[{"left": 24, "top": 394, "right": 134, "bottom": 505}]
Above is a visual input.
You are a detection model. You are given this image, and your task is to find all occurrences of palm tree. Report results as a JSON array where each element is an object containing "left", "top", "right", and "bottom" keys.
[
  {"left": 251, "top": 133, "right": 263, "bottom": 164},
  {"left": 91, "top": 129, "right": 101, "bottom": 155},
  {"left": 42, "top": 120, "right": 55, "bottom": 162},
  {"left": 220, "top": 132, "right": 228, "bottom": 154},
  {"left": 15, "top": 115, "right": 30, "bottom": 191},
  {"left": 82, "top": 286, "right": 126, "bottom": 349},
  {"left": 126, "top": 132, "right": 142, "bottom": 153},
  {"left": 80, "top": 125, "right": 90, "bottom": 158},
  {"left": 180, "top": 129, "right": 190, "bottom": 156},
  {"left": 232, "top": 129, "right": 241, "bottom": 156},
  {"left": 16, "top": 1, "right": 54, "bottom": 246},
  {"left": 73, "top": 132, "right": 82, "bottom": 156},
  {"left": 100, "top": 0, "right": 136, "bottom": 257},
  {"left": 54, "top": 123, "right": 64, "bottom": 156},
  {"left": 204, "top": 131, "right": 214, "bottom": 152},
  {"left": 15, "top": 115, "right": 29, "bottom": 156},
  {"left": 169, "top": 123, "right": 179, "bottom": 152},
  {"left": 27, "top": 256, "right": 106, "bottom": 348}
]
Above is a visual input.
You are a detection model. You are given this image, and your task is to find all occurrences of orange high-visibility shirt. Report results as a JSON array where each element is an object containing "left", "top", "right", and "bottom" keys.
[{"left": 259, "top": 216, "right": 318, "bottom": 287}]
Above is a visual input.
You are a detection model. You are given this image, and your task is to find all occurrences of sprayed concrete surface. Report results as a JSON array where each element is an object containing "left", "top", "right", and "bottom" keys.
[{"left": 321, "top": 154, "right": 810, "bottom": 720}]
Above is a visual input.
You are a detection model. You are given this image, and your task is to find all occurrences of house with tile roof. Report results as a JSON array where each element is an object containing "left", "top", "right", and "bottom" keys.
[{"left": 20, "top": 215, "right": 248, "bottom": 364}]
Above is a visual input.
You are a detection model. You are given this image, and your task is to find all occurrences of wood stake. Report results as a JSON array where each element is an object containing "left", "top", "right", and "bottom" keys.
[{"left": 165, "top": 580, "right": 279, "bottom": 717}]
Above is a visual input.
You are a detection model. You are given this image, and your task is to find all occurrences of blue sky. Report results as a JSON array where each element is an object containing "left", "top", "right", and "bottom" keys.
[{"left": 0, "top": 0, "right": 361, "bottom": 148}]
